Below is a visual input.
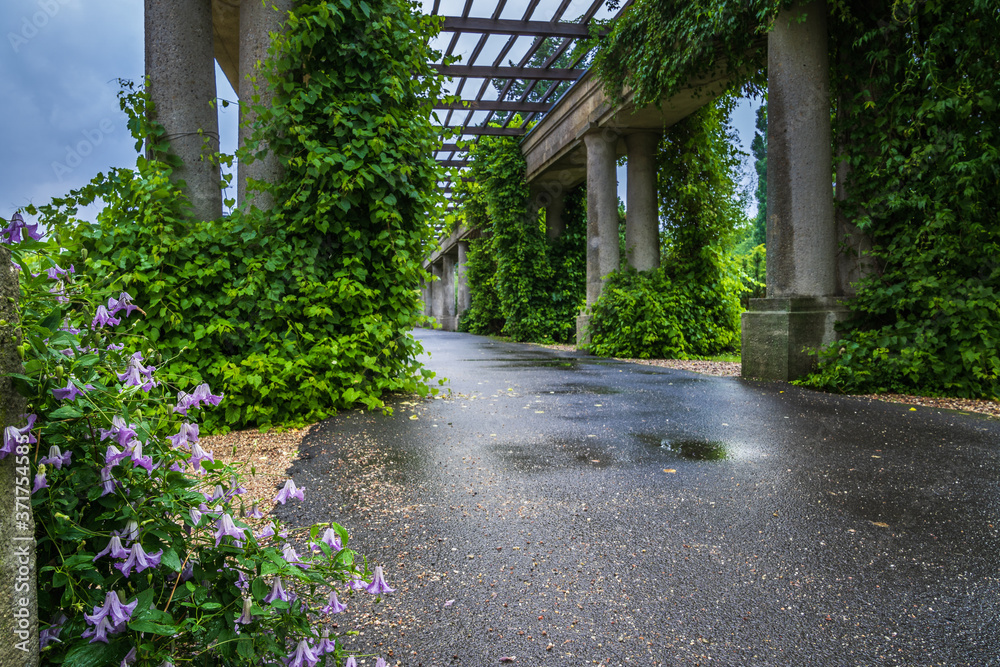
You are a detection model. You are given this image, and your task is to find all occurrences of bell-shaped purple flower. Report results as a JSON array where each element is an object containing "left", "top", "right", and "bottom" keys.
[
  {"left": 39, "top": 445, "right": 72, "bottom": 469},
  {"left": 344, "top": 657, "right": 358, "bottom": 667},
  {"left": 215, "top": 513, "right": 246, "bottom": 547},
  {"left": 236, "top": 597, "right": 254, "bottom": 626},
  {"left": 315, "top": 527, "right": 342, "bottom": 553},
  {"left": 375, "top": 659, "right": 387, "bottom": 667},
  {"left": 122, "top": 520, "right": 139, "bottom": 544},
  {"left": 108, "top": 291, "right": 139, "bottom": 317},
  {"left": 263, "top": 577, "right": 292, "bottom": 604},
  {"left": 52, "top": 379, "right": 94, "bottom": 402},
  {"left": 167, "top": 422, "right": 199, "bottom": 449},
  {"left": 189, "top": 442, "right": 214, "bottom": 473},
  {"left": 281, "top": 543, "right": 308, "bottom": 569},
  {"left": 83, "top": 591, "right": 137, "bottom": 642},
  {"left": 285, "top": 639, "right": 320, "bottom": 667},
  {"left": 100, "top": 415, "right": 138, "bottom": 448},
  {"left": 246, "top": 503, "right": 264, "bottom": 519},
  {"left": 347, "top": 574, "right": 368, "bottom": 591},
  {"left": 366, "top": 566, "right": 394, "bottom": 595},
  {"left": 315, "top": 629, "right": 336, "bottom": 655},
  {"left": 93, "top": 535, "right": 130, "bottom": 561},
  {"left": 45, "top": 263, "right": 72, "bottom": 280},
  {"left": 31, "top": 471, "right": 48, "bottom": 494},
  {"left": 174, "top": 383, "right": 224, "bottom": 415},
  {"left": 115, "top": 543, "right": 163, "bottom": 578},
  {"left": 125, "top": 439, "right": 154, "bottom": 473},
  {"left": 81, "top": 616, "right": 116, "bottom": 644},
  {"left": 99, "top": 466, "right": 120, "bottom": 497},
  {"left": 2, "top": 414, "right": 37, "bottom": 459},
  {"left": 39, "top": 613, "right": 67, "bottom": 649},
  {"left": 274, "top": 479, "right": 305, "bottom": 505},
  {"left": 91, "top": 305, "right": 121, "bottom": 329},
  {"left": 117, "top": 352, "right": 158, "bottom": 391},
  {"left": 256, "top": 524, "right": 276, "bottom": 540},
  {"left": 1, "top": 212, "right": 43, "bottom": 243},
  {"left": 321, "top": 590, "right": 347, "bottom": 615}
]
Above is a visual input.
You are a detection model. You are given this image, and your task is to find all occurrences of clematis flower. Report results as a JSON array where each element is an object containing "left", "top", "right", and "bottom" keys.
[
  {"left": 120, "top": 647, "right": 137, "bottom": 666},
  {"left": 39, "top": 445, "right": 72, "bottom": 469},
  {"left": 285, "top": 639, "right": 320, "bottom": 667},
  {"left": 39, "top": 613, "right": 67, "bottom": 649},
  {"left": 375, "top": 659, "right": 387, "bottom": 667},
  {"left": 115, "top": 543, "right": 163, "bottom": 578},
  {"left": 273, "top": 479, "right": 305, "bottom": 505},
  {"left": 263, "top": 577, "right": 292, "bottom": 604},
  {"left": 52, "top": 379, "right": 95, "bottom": 402},
  {"left": 99, "top": 467, "right": 120, "bottom": 496},
  {"left": 174, "top": 383, "right": 224, "bottom": 415},
  {"left": 125, "top": 439, "right": 154, "bottom": 473},
  {"left": 91, "top": 305, "right": 121, "bottom": 329},
  {"left": 246, "top": 503, "right": 264, "bottom": 519},
  {"left": 189, "top": 441, "right": 214, "bottom": 473},
  {"left": 281, "top": 543, "right": 308, "bottom": 569},
  {"left": 321, "top": 590, "right": 347, "bottom": 615},
  {"left": 344, "top": 657, "right": 358, "bottom": 667},
  {"left": 122, "top": 520, "right": 139, "bottom": 544},
  {"left": 256, "top": 524, "right": 276, "bottom": 540},
  {"left": 236, "top": 597, "right": 254, "bottom": 626},
  {"left": 104, "top": 445, "right": 130, "bottom": 469},
  {"left": 189, "top": 508, "right": 203, "bottom": 526},
  {"left": 1, "top": 212, "right": 43, "bottom": 243},
  {"left": 315, "top": 629, "right": 336, "bottom": 655},
  {"left": 106, "top": 342, "right": 125, "bottom": 351},
  {"left": 117, "top": 352, "right": 158, "bottom": 391},
  {"left": 93, "top": 535, "right": 130, "bottom": 561},
  {"left": 315, "top": 527, "right": 342, "bottom": 552},
  {"left": 180, "top": 560, "right": 194, "bottom": 582},
  {"left": 32, "top": 471, "right": 48, "bottom": 494},
  {"left": 1, "top": 414, "right": 37, "bottom": 459},
  {"left": 215, "top": 513, "right": 246, "bottom": 547},
  {"left": 167, "top": 422, "right": 200, "bottom": 449},
  {"left": 99, "top": 416, "right": 138, "bottom": 448},
  {"left": 108, "top": 291, "right": 139, "bottom": 317},
  {"left": 347, "top": 574, "right": 368, "bottom": 591},
  {"left": 366, "top": 566, "right": 394, "bottom": 595},
  {"left": 45, "top": 263, "right": 72, "bottom": 280},
  {"left": 82, "top": 591, "right": 137, "bottom": 643}
]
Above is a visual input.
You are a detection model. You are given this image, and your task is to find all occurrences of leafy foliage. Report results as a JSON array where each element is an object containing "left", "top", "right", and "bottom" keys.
[
  {"left": 6, "top": 220, "right": 387, "bottom": 666},
  {"left": 32, "top": 0, "right": 446, "bottom": 431},
  {"left": 459, "top": 126, "right": 586, "bottom": 343},
  {"left": 589, "top": 99, "right": 746, "bottom": 358}
]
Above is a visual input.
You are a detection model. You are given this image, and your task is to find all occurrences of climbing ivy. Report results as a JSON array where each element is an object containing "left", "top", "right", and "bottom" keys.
[
  {"left": 31, "top": 0, "right": 446, "bottom": 431},
  {"left": 458, "top": 124, "right": 586, "bottom": 343}
]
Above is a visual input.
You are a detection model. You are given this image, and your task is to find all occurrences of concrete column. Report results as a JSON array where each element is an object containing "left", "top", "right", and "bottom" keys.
[
  {"left": 741, "top": 0, "right": 849, "bottom": 381},
  {"left": 625, "top": 133, "right": 660, "bottom": 271},
  {"left": 441, "top": 254, "right": 457, "bottom": 331},
  {"left": 431, "top": 262, "right": 444, "bottom": 327},
  {"left": 237, "top": 0, "right": 292, "bottom": 210},
  {"left": 145, "top": 0, "right": 223, "bottom": 222},
  {"left": 457, "top": 240, "right": 471, "bottom": 315},
  {"left": 577, "top": 131, "right": 619, "bottom": 345}
]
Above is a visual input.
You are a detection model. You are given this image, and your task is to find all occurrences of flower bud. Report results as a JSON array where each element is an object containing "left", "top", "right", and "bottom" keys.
[{"left": 54, "top": 364, "right": 64, "bottom": 380}]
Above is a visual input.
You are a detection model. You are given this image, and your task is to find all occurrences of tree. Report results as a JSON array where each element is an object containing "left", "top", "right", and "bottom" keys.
[{"left": 750, "top": 101, "right": 767, "bottom": 247}]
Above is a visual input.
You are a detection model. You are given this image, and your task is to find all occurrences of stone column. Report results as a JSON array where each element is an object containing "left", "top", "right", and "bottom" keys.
[
  {"left": 625, "top": 132, "right": 660, "bottom": 272},
  {"left": 145, "top": 0, "right": 223, "bottom": 222},
  {"left": 431, "top": 262, "right": 444, "bottom": 328},
  {"left": 741, "top": 0, "right": 848, "bottom": 381},
  {"left": 577, "top": 130, "right": 619, "bottom": 345},
  {"left": 237, "top": 0, "right": 293, "bottom": 210},
  {"left": 456, "top": 240, "right": 471, "bottom": 316},
  {"left": 441, "top": 254, "right": 457, "bottom": 331}
]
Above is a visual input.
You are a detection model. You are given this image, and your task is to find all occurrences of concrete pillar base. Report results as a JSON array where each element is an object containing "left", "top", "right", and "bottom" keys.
[
  {"left": 439, "top": 317, "right": 458, "bottom": 332},
  {"left": 741, "top": 297, "right": 850, "bottom": 381},
  {"left": 576, "top": 313, "right": 593, "bottom": 348}
]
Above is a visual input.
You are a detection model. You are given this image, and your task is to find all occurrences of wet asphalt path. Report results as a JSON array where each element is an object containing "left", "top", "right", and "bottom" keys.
[{"left": 276, "top": 329, "right": 1000, "bottom": 666}]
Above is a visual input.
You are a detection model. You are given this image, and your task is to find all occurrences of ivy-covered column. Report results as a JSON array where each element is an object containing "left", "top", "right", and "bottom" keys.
[
  {"left": 741, "top": 0, "right": 848, "bottom": 380},
  {"left": 456, "top": 240, "right": 471, "bottom": 317},
  {"left": 544, "top": 190, "right": 566, "bottom": 241},
  {"left": 237, "top": 0, "right": 293, "bottom": 210},
  {"left": 625, "top": 132, "right": 660, "bottom": 272},
  {"left": 577, "top": 130, "right": 619, "bottom": 345},
  {"left": 144, "top": 0, "right": 223, "bottom": 222}
]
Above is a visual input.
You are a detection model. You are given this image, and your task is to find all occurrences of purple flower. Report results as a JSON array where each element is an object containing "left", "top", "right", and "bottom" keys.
[
  {"left": 91, "top": 305, "right": 121, "bottom": 329},
  {"left": 1, "top": 414, "right": 37, "bottom": 459},
  {"left": 315, "top": 527, "right": 342, "bottom": 553},
  {"left": 120, "top": 647, "right": 137, "bottom": 667},
  {"left": 45, "top": 263, "right": 72, "bottom": 280},
  {"left": 99, "top": 467, "right": 120, "bottom": 496},
  {"left": 285, "top": 639, "right": 320, "bottom": 667},
  {"left": 108, "top": 291, "right": 139, "bottom": 317},
  {"left": 189, "top": 508, "right": 203, "bottom": 526},
  {"left": 125, "top": 439, "right": 154, "bottom": 473},
  {"left": 104, "top": 445, "right": 129, "bottom": 469},
  {"left": 100, "top": 416, "right": 138, "bottom": 448},
  {"left": 246, "top": 503, "right": 264, "bottom": 519},
  {"left": 344, "top": 657, "right": 358, "bottom": 667},
  {"left": 236, "top": 597, "right": 254, "bottom": 626},
  {"left": 256, "top": 524, "right": 276, "bottom": 540},
  {"left": 39, "top": 613, "right": 67, "bottom": 649},
  {"left": 263, "top": 577, "right": 292, "bottom": 604},
  {"left": 315, "top": 629, "right": 336, "bottom": 655},
  {"left": 273, "top": 479, "right": 305, "bottom": 505},
  {"left": 174, "top": 383, "right": 224, "bottom": 415},
  {"left": 347, "top": 574, "right": 368, "bottom": 591},
  {"left": 39, "top": 445, "right": 72, "bottom": 469},
  {"left": 93, "top": 535, "right": 130, "bottom": 561},
  {"left": 1, "top": 212, "right": 43, "bottom": 243},
  {"left": 366, "top": 566, "right": 394, "bottom": 595},
  {"left": 115, "top": 543, "right": 163, "bottom": 578},
  {"left": 167, "top": 422, "right": 200, "bottom": 449},
  {"left": 188, "top": 442, "right": 214, "bottom": 474},
  {"left": 82, "top": 591, "right": 137, "bottom": 643},
  {"left": 117, "top": 352, "right": 158, "bottom": 391},
  {"left": 375, "top": 659, "right": 388, "bottom": 667},
  {"left": 122, "top": 520, "right": 139, "bottom": 544},
  {"left": 52, "top": 379, "right": 95, "bottom": 402},
  {"left": 321, "top": 590, "right": 347, "bottom": 615},
  {"left": 106, "top": 342, "right": 125, "bottom": 351},
  {"left": 32, "top": 472, "right": 48, "bottom": 494},
  {"left": 181, "top": 560, "right": 194, "bottom": 582},
  {"left": 215, "top": 513, "right": 246, "bottom": 547},
  {"left": 281, "top": 543, "right": 308, "bottom": 569}
]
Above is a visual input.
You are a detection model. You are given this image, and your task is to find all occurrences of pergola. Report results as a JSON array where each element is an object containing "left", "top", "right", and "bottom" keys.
[{"left": 425, "top": 0, "right": 630, "bottom": 209}]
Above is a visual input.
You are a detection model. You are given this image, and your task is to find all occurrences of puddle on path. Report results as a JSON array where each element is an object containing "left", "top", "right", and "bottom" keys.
[
  {"left": 487, "top": 440, "right": 615, "bottom": 473},
  {"left": 635, "top": 432, "right": 730, "bottom": 461},
  {"left": 547, "top": 383, "right": 622, "bottom": 395}
]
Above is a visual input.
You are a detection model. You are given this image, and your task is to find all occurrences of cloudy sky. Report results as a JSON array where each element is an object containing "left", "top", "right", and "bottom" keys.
[{"left": 0, "top": 0, "right": 759, "bottom": 223}]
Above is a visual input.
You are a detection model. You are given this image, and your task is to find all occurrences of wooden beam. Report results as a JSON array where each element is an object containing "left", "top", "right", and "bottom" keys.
[
  {"left": 439, "top": 126, "right": 525, "bottom": 136},
  {"left": 434, "top": 100, "right": 551, "bottom": 112},
  {"left": 438, "top": 143, "right": 468, "bottom": 152},
  {"left": 440, "top": 17, "right": 591, "bottom": 38},
  {"left": 439, "top": 160, "right": 470, "bottom": 167},
  {"left": 433, "top": 65, "right": 585, "bottom": 80}
]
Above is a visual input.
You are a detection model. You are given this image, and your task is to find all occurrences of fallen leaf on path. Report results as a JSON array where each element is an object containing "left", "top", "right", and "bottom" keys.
[
  {"left": 871, "top": 521, "right": 890, "bottom": 528},
  {"left": 499, "top": 657, "right": 516, "bottom": 663},
  {"left": 663, "top": 469, "right": 676, "bottom": 473}
]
